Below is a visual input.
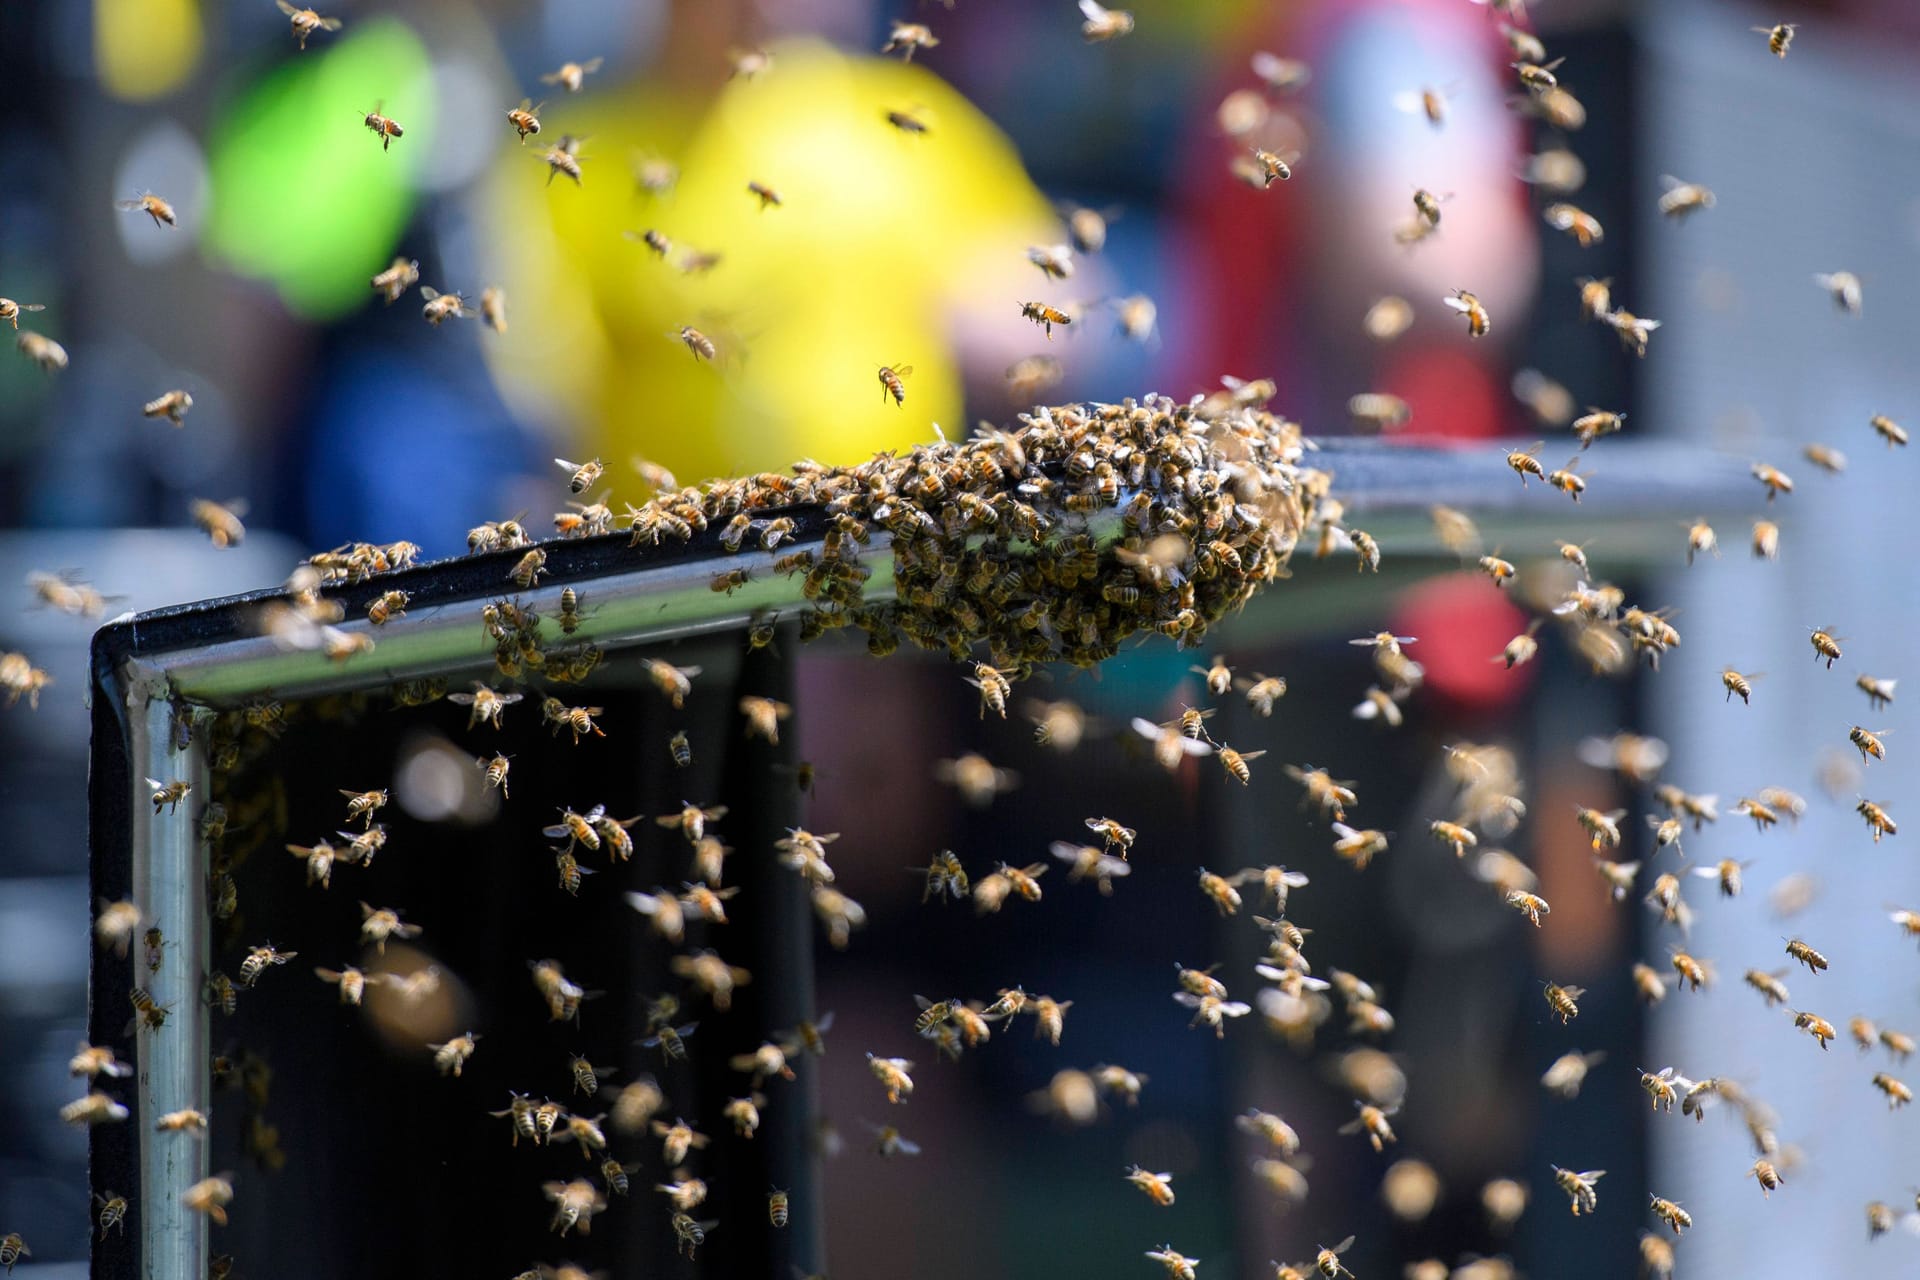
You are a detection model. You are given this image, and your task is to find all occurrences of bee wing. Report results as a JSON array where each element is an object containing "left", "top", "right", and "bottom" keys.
[
  {"left": 1391, "top": 90, "right": 1426, "bottom": 115},
  {"left": 320, "top": 15, "right": 342, "bottom": 30},
  {"left": 1078, "top": 0, "right": 1110, "bottom": 17},
  {"left": 581, "top": 56, "right": 605, "bottom": 73},
  {"left": 1172, "top": 991, "right": 1203, "bottom": 1008},
  {"left": 1351, "top": 698, "right": 1381, "bottom": 721}
]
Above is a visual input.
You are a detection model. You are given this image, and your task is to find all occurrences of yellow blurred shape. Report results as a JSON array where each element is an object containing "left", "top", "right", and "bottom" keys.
[
  {"left": 477, "top": 40, "right": 1057, "bottom": 484},
  {"left": 95, "top": 0, "right": 203, "bottom": 101}
]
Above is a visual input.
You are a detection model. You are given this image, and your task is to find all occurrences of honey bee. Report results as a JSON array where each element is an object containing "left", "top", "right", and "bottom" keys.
[
  {"left": 0, "top": 298, "right": 45, "bottom": 333},
  {"left": 1077, "top": 0, "right": 1135, "bottom": 40},
  {"left": 1656, "top": 174, "right": 1715, "bottom": 220},
  {"left": 540, "top": 135, "right": 586, "bottom": 185},
  {"left": 1747, "top": 1159, "right": 1784, "bottom": 1197},
  {"left": 1115, "top": 1163, "right": 1174, "bottom": 1208},
  {"left": 543, "top": 1178, "right": 609, "bottom": 1238},
  {"left": 1017, "top": 299, "right": 1076, "bottom": 339},
  {"left": 475, "top": 291, "right": 528, "bottom": 344},
  {"left": 768, "top": 1187, "right": 790, "bottom": 1228},
  {"left": 181, "top": 1175, "right": 234, "bottom": 1226},
  {"left": 60, "top": 1091, "right": 130, "bottom": 1126},
  {"left": 1848, "top": 724, "right": 1890, "bottom": 764},
  {"left": 275, "top": 2, "right": 342, "bottom": 48},
  {"left": 364, "top": 589, "right": 409, "bottom": 626},
  {"left": 92, "top": 1190, "right": 127, "bottom": 1240},
  {"left": 189, "top": 498, "right": 246, "bottom": 548},
  {"left": 1337, "top": 1101, "right": 1398, "bottom": 1153},
  {"left": 1871, "top": 1072, "right": 1913, "bottom": 1108},
  {"left": 710, "top": 567, "right": 752, "bottom": 596},
  {"left": 1603, "top": 306, "right": 1661, "bottom": 357},
  {"left": 425, "top": 1032, "right": 479, "bottom": 1078},
  {"left": 1750, "top": 460, "right": 1793, "bottom": 500},
  {"left": 1591, "top": 857, "right": 1640, "bottom": 902},
  {"left": 448, "top": 682, "right": 523, "bottom": 730},
  {"left": 1751, "top": 518, "right": 1779, "bottom": 559},
  {"left": 1791, "top": 1009, "right": 1837, "bottom": 1049},
  {"left": 1538, "top": 202, "right": 1604, "bottom": 248},
  {"left": 235, "top": 940, "right": 291, "bottom": 990},
  {"left": 1804, "top": 270, "right": 1866, "bottom": 314},
  {"left": 1857, "top": 797, "right": 1897, "bottom": 841},
  {"left": 1248, "top": 147, "right": 1294, "bottom": 186},
  {"left": 117, "top": 190, "right": 176, "bottom": 228},
  {"left": 1506, "top": 890, "right": 1551, "bottom": 927},
  {"left": 418, "top": 286, "right": 470, "bottom": 325},
  {"left": 1721, "top": 666, "right": 1758, "bottom": 704},
  {"left": 1884, "top": 1028, "right": 1915, "bottom": 1059},
  {"left": 1546, "top": 458, "right": 1588, "bottom": 502},
  {"left": 13, "top": 330, "right": 64, "bottom": 373},
  {"left": 359, "top": 101, "right": 404, "bottom": 150},
  {"left": 1445, "top": 288, "right": 1490, "bottom": 337},
  {"left": 643, "top": 658, "right": 702, "bottom": 709},
  {"left": 1647, "top": 1195, "right": 1692, "bottom": 1235},
  {"left": 1544, "top": 981, "right": 1585, "bottom": 1024},
  {"left": 1753, "top": 22, "right": 1796, "bottom": 57},
  {"left": 746, "top": 180, "right": 784, "bottom": 210},
  {"left": 367, "top": 256, "right": 420, "bottom": 305},
  {"left": 541, "top": 57, "right": 604, "bottom": 93},
  {"left": 1865, "top": 413, "right": 1910, "bottom": 450},
  {"left": 1551, "top": 1166, "right": 1605, "bottom": 1216},
  {"left": 1803, "top": 623, "right": 1843, "bottom": 668},
  {"left": 1145, "top": 1246, "right": 1199, "bottom": 1280},
  {"left": 137, "top": 387, "right": 195, "bottom": 428},
  {"left": 1284, "top": 764, "right": 1357, "bottom": 823},
  {"left": 1216, "top": 744, "right": 1267, "bottom": 785},
  {"left": 877, "top": 363, "right": 913, "bottom": 406},
  {"left": 880, "top": 21, "right": 940, "bottom": 60},
  {"left": 312, "top": 964, "right": 369, "bottom": 1005},
  {"left": 357, "top": 901, "right": 421, "bottom": 953},
  {"left": 885, "top": 106, "right": 930, "bottom": 135},
  {"left": 1505, "top": 442, "right": 1547, "bottom": 487},
  {"left": 1540, "top": 1049, "right": 1606, "bottom": 1100}
]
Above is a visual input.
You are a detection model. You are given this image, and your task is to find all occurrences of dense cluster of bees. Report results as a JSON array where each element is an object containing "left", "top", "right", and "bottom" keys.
[{"left": 6, "top": 2, "right": 1911, "bottom": 1278}]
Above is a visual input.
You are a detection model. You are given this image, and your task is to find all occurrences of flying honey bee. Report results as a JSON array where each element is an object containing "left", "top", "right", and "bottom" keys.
[
  {"left": 1138, "top": 1244, "right": 1211, "bottom": 1280},
  {"left": 0, "top": 297, "right": 46, "bottom": 331},
  {"left": 1020, "top": 301, "right": 1073, "bottom": 338},
  {"left": 1809, "top": 270, "right": 1863, "bottom": 314},
  {"left": 880, "top": 21, "right": 940, "bottom": 60},
  {"left": 1546, "top": 458, "right": 1588, "bottom": 502},
  {"left": 189, "top": 498, "right": 246, "bottom": 548},
  {"left": 1870, "top": 413, "right": 1908, "bottom": 447},
  {"left": 1078, "top": 0, "right": 1135, "bottom": 40},
  {"left": 877, "top": 363, "right": 912, "bottom": 406},
  {"left": 1445, "top": 289, "right": 1490, "bottom": 337},
  {"left": 643, "top": 658, "right": 702, "bottom": 709},
  {"left": 541, "top": 56, "right": 604, "bottom": 92},
  {"left": 1395, "top": 83, "right": 1453, "bottom": 126},
  {"left": 1797, "top": 624, "right": 1842, "bottom": 670},
  {"left": 139, "top": 388, "right": 194, "bottom": 427},
  {"left": 1541, "top": 1050, "right": 1606, "bottom": 1099},
  {"left": 1551, "top": 1166, "right": 1605, "bottom": 1216},
  {"left": 1792, "top": 1009, "right": 1836, "bottom": 1049},
  {"left": 1747, "top": 1159, "right": 1784, "bottom": 1196},
  {"left": 540, "top": 135, "right": 586, "bottom": 185},
  {"left": 180, "top": 1175, "right": 234, "bottom": 1226},
  {"left": 1656, "top": 174, "right": 1715, "bottom": 220},
  {"left": 427, "top": 1032, "right": 480, "bottom": 1078},
  {"left": 275, "top": 2, "right": 342, "bottom": 48},
  {"left": 418, "top": 286, "right": 470, "bottom": 325},
  {"left": 477, "top": 286, "right": 506, "bottom": 332},
  {"left": 1848, "top": 724, "right": 1890, "bottom": 764},
  {"left": 1858, "top": 797, "right": 1897, "bottom": 841},
  {"left": 1785, "top": 937, "right": 1830, "bottom": 974},
  {"left": 746, "top": 180, "right": 783, "bottom": 210},
  {"left": 1544, "top": 981, "right": 1585, "bottom": 1023},
  {"left": 1722, "top": 667, "right": 1758, "bottom": 704},
  {"left": 1506, "top": 890, "right": 1551, "bottom": 926},
  {"left": 1505, "top": 441, "right": 1547, "bottom": 486},
  {"left": 370, "top": 256, "right": 419, "bottom": 304},
  {"left": 116, "top": 190, "right": 176, "bottom": 228},
  {"left": 1753, "top": 22, "right": 1796, "bottom": 57},
  {"left": 1542, "top": 202, "right": 1604, "bottom": 247},
  {"left": 1250, "top": 148, "right": 1295, "bottom": 185},
  {"left": 357, "top": 901, "right": 421, "bottom": 953},
  {"left": 359, "top": 102, "right": 404, "bottom": 150},
  {"left": 506, "top": 98, "right": 545, "bottom": 141}
]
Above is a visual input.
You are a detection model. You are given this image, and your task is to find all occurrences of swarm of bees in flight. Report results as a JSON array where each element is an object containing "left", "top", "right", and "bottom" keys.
[{"left": 13, "top": 2, "right": 1915, "bottom": 1277}]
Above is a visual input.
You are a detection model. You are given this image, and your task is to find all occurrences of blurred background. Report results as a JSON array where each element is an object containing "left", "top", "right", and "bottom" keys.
[{"left": 6, "top": 0, "right": 1920, "bottom": 1277}]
